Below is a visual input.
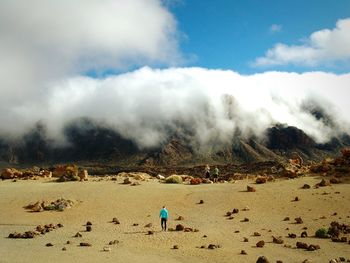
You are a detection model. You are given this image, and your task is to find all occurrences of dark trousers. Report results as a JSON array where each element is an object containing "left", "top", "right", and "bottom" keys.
[{"left": 161, "top": 218, "right": 167, "bottom": 230}]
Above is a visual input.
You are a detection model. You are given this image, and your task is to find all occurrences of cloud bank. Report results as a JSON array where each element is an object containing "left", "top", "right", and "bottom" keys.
[
  {"left": 1, "top": 67, "right": 349, "bottom": 148},
  {"left": 255, "top": 18, "right": 350, "bottom": 66}
]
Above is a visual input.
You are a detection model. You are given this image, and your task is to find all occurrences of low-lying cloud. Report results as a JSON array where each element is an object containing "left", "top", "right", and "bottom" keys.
[{"left": 1, "top": 67, "right": 349, "bottom": 148}]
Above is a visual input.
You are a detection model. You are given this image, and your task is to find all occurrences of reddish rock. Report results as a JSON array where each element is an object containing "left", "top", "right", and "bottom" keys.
[
  {"left": 175, "top": 224, "right": 184, "bottom": 231},
  {"left": 256, "top": 256, "right": 270, "bottom": 263},
  {"left": 247, "top": 185, "right": 256, "bottom": 192},
  {"left": 255, "top": 176, "right": 267, "bottom": 184},
  {"left": 295, "top": 217, "right": 303, "bottom": 224},
  {"left": 256, "top": 240, "right": 265, "bottom": 248},
  {"left": 302, "top": 184, "right": 311, "bottom": 189},
  {"left": 296, "top": 242, "right": 308, "bottom": 249},
  {"left": 272, "top": 236, "right": 284, "bottom": 244}
]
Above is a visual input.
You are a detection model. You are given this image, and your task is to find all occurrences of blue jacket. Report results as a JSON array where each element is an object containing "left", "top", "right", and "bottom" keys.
[{"left": 159, "top": 208, "right": 168, "bottom": 219}]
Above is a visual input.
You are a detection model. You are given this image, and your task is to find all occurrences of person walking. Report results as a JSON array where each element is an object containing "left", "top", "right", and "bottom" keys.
[
  {"left": 213, "top": 166, "right": 219, "bottom": 183},
  {"left": 204, "top": 164, "right": 210, "bottom": 179},
  {"left": 159, "top": 206, "right": 169, "bottom": 231}
]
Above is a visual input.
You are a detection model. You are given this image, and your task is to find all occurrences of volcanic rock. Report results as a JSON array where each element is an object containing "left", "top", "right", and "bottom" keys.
[
  {"left": 176, "top": 224, "right": 185, "bottom": 231},
  {"left": 256, "top": 256, "right": 270, "bottom": 263},
  {"left": 256, "top": 240, "right": 265, "bottom": 248},
  {"left": 272, "top": 236, "right": 284, "bottom": 244},
  {"left": 302, "top": 184, "right": 311, "bottom": 189},
  {"left": 80, "top": 242, "right": 92, "bottom": 247},
  {"left": 247, "top": 185, "right": 256, "bottom": 192}
]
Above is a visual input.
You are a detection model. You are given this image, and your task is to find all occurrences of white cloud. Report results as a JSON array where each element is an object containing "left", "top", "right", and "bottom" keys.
[
  {"left": 254, "top": 18, "right": 350, "bottom": 66},
  {"left": 0, "top": 0, "right": 181, "bottom": 110},
  {"left": 1, "top": 67, "right": 349, "bottom": 148},
  {"left": 270, "top": 24, "right": 282, "bottom": 33}
]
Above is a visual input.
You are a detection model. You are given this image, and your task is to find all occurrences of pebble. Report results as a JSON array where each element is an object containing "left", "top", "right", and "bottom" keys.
[
  {"left": 240, "top": 250, "right": 247, "bottom": 255},
  {"left": 46, "top": 243, "right": 53, "bottom": 247}
]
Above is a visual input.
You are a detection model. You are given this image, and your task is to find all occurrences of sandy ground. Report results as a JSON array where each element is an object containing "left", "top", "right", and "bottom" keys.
[{"left": 0, "top": 176, "right": 349, "bottom": 263}]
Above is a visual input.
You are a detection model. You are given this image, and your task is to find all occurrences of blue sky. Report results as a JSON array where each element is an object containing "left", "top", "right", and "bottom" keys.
[{"left": 170, "top": 0, "right": 350, "bottom": 73}]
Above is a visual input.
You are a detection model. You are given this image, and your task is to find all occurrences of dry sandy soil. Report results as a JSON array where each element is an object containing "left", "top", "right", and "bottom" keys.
[{"left": 0, "top": 176, "right": 349, "bottom": 263}]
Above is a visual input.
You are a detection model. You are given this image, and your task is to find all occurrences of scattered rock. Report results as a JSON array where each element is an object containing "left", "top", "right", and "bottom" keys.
[
  {"left": 103, "top": 247, "right": 111, "bottom": 252},
  {"left": 283, "top": 217, "right": 290, "bottom": 221},
  {"left": 242, "top": 218, "right": 249, "bottom": 222},
  {"left": 295, "top": 217, "right": 303, "bottom": 224},
  {"left": 123, "top": 178, "right": 131, "bottom": 184},
  {"left": 330, "top": 178, "right": 341, "bottom": 184},
  {"left": 301, "top": 231, "right": 308, "bottom": 238},
  {"left": 80, "top": 242, "right": 92, "bottom": 247},
  {"left": 176, "top": 216, "right": 184, "bottom": 221},
  {"left": 272, "top": 236, "right": 284, "bottom": 244},
  {"left": 74, "top": 232, "right": 82, "bottom": 238},
  {"left": 46, "top": 243, "right": 54, "bottom": 247},
  {"left": 256, "top": 240, "right": 265, "bottom": 248},
  {"left": 254, "top": 232, "right": 261, "bottom": 236},
  {"left": 86, "top": 225, "right": 92, "bottom": 232},
  {"left": 247, "top": 185, "right": 256, "bottom": 192},
  {"left": 256, "top": 256, "right": 270, "bottom": 263},
  {"left": 296, "top": 242, "right": 309, "bottom": 249},
  {"left": 288, "top": 233, "right": 297, "bottom": 238},
  {"left": 147, "top": 230, "right": 154, "bottom": 235},
  {"left": 242, "top": 206, "right": 250, "bottom": 211},
  {"left": 226, "top": 211, "right": 232, "bottom": 217},
  {"left": 232, "top": 208, "right": 239, "bottom": 214},
  {"left": 243, "top": 237, "right": 249, "bottom": 242},
  {"left": 175, "top": 224, "right": 185, "bottom": 231},
  {"left": 132, "top": 223, "right": 139, "bottom": 226},
  {"left": 25, "top": 198, "right": 75, "bottom": 212},
  {"left": 144, "top": 223, "right": 152, "bottom": 228},
  {"left": 294, "top": 196, "right": 300, "bottom": 201},
  {"left": 256, "top": 176, "right": 267, "bottom": 184},
  {"left": 208, "top": 244, "right": 217, "bottom": 249},
  {"left": 62, "top": 247, "right": 67, "bottom": 251},
  {"left": 199, "top": 200, "right": 204, "bottom": 204},
  {"left": 109, "top": 240, "right": 119, "bottom": 245},
  {"left": 317, "top": 179, "right": 330, "bottom": 187},
  {"left": 173, "top": 245, "right": 179, "bottom": 249},
  {"left": 240, "top": 250, "right": 247, "bottom": 255},
  {"left": 302, "top": 184, "right": 311, "bottom": 189},
  {"left": 112, "top": 218, "right": 120, "bottom": 224}
]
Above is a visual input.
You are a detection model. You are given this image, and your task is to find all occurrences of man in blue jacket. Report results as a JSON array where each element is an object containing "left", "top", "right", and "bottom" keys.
[{"left": 159, "top": 206, "right": 169, "bottom": 231}]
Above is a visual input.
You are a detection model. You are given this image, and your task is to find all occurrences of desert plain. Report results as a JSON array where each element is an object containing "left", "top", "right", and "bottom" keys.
[{"left": 0, "top": 174, "right": 349, "bottom": 263}]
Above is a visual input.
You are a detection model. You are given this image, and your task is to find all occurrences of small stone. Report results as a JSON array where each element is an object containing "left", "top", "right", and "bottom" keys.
[
  {"left": 176, "top": 216, "right": 184, "bottom": 221},
  {"left": 294, "top": 196, "right": 300, "bottom": 201},
  {"left": 242, "top": 206, "right": 250, "bottom": 211},
  {"left": 175, "top": 224, "right": 184, "bottom": 231},
  {"left": 46, "top": 243, "right": 54, "bottom": 247},
  {"left": 208, "top": 244, "right": 217, "bottom": 249},
  {"left": 112, "top": 218, "right": 120, "bottom": 224},
  {"left": 301, "top": 231, "right": 308, "bottom": 238},
  {"left": 147, "top": 230, "right": 154, "bottom": 235},
  {"left": 86, "top": 225, "right": 92, "bottom": 232},
  {"left": 80, "top": 242, "right": 92, "bottom": 247},
  {"left": 173, "top": 245, "right": 179, "bottom": 249},
  {"left": 256, "top": 256, "right": 270, "bottom": 263},
  {"left": 203, "top": 235, "right": 207, "bottom": 238},
  {"left": 103, "top": 247, "right": 111, "bottom": 252},
  {"left": 86, "top": 221, "right": 92, "bottom": 226},
  {"left": 226, "top": 211, "right": 232, "bottom": 216},
  {"left": 288, "top": 233, "right": 297, "bottom": 238},
  {"left": 302, "top": 184, "right": 311, "bottom": 189},
  {"left": 132, "top": 223, "right": 139, "bottom": 226},
  {"left": 109, "top": 240, "right": 119, "bottom": 245},
  {"left": 256, "top": 240, "right": 265, "bottom": 248},
  {"left": 234, "top": 230, "right": 240, "bottom": 233},
  {"left": 283, "top": 217, "right": 290, "bottom": 221},
  {"left": 272, "top": 236, "right": 284, "bottom": 244},
  {"left": 232, "top": 208, "right": 239, "bottom": 214},
  {"left": 66, "top": 241, "right": 71, "bottom": 244},
  {"left": 295, "top": 217, "right": 303, "bottom": 224},
  {"left": 144, "top": 223, "right": 152, "bottom": 228},
  {"left": 296, "top": 242, "right": 308, "bottom": 249},
  {"left": 242, "top": 218, "right": 249, "bottom": 222},
  {"left": 200, "top": 245, "right": 206, "bottom": 249},
  {"left": 74, "top": 232, "right": 82, "bottom": 237},
  {"left": 276, "top": 261, "right": 283, "bottom": 263},
  {"left": 247, "top": 185, "right": 256, "bottom": 192},
  {"left": 243, "top": 237, "right": 249, "bottom": 242},
  {"left": 254, "top": 232, "right": 261, "bottom": 236},
  {"left": 199, "top": 200, "right": 204, "bottom": 204},
  {"left": 240, "top": 250, "right": 247, "bottom": 255}
]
